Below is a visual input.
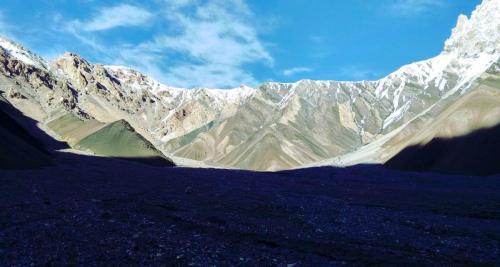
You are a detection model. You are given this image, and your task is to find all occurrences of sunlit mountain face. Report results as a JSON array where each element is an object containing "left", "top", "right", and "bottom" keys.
[{"left": 0, "top": 0, "right": 498, "bottom": 171}]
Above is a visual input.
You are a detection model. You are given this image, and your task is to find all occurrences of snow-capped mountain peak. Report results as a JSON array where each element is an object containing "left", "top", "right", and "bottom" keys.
[
  {"left": 0, "top": 36, "right": 47, "bottom": 70},
  {"left": 444, "top": 0, "right": 500, "bottom": 56}
]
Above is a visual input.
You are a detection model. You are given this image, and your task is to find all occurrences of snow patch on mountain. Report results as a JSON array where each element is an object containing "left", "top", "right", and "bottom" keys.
[{"left": 0, "top": 36, "right": 47, "bottom": 70}]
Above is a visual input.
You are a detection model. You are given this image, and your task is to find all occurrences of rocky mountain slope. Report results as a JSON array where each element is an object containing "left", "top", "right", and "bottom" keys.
[
  {"left": 385, "top": 69, "right": 500, "bottom": 176},
  {"left": 0, "top": 0, "right": 498, "bottom": 171},
  {"left": 0, "top": 41, "right": 174, "bottom": 166},
  {"left": 176, "top": 0, "right": 499, "bottom": 171}
]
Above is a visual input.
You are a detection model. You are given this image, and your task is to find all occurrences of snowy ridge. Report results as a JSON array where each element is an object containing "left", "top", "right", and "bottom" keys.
[
  {"left": 105, "top": 65, "right": 255, "bottom": 105},
  {"left": 444, "top": 0, "right": 500, "bottom": 56},
  {"left": 0, "top": 36, "right": 47, "bottom": 70}
]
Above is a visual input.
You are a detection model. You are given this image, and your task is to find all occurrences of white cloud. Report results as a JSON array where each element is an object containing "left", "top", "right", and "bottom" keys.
[
  {"left": 162, "top": 63, "right": 258, "bottom": 89},
  {"left": 80, "top": 4, "right": 153, "bottom": 31},
  {"left": 388, "top": 0, "right": 446, "bottom": 16},
  {"left": 283, "top": 67, "right": 312, "bottom": 77},
  {"left": 54, "top": 0, "right": 272, "bottom": 88},
  {"left": 125, "top": 0, "right": 273, "bottom": 88}
]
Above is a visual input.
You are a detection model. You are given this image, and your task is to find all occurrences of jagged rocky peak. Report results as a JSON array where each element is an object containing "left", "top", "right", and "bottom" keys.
[
  {"left": 0, "top": 36, "right": 47, "bottom": 70},
  {"left": 105, "top": 65, "right": 156, "bottom": 91},
  {"left": 444, "top": 0, "right": 500, "bottom": 56},
  {"left": 105, "top": 65, "right": 140, "bottom": 76},
  {"left": 51, "top": 52, "right": 92, "bottom": 74},
  {"left": 50, "top": 52, "right": 121, "bottom": 94},
  {"left": 0, "top": 44, "right": 56, "bottom": 91},
  {"left": 105, "top": 64, "right": 255, "bottom": 104}
]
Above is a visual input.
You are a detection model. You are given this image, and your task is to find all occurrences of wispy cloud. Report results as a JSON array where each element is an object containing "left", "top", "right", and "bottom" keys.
[
  {"left": 77, "top": 4, "right": 154, "bottom": 32},
  {"left": 283, "top": 67, "right": 312, "bottom": 77},
  {"left": 309, "top": 35, "right": 326, "bottom": 44},
  {"left": 166, "top": 0, "right": 195, "bottom": 9},
  {"left": 388, "top": 0, "right": 446, "bottom": 17},
  {"left": 158, "top": 0, "right": 272, "bottom": 87},
  {"left": 55, "top": 0, "right": 272, "bottom": 88},
  {"left": 0, "top": 10, "right": 14, "bottom": 36},
  {"left": 338, "top": 66, "right": 381, "bottom": 81},
  {"left": 308, "top": 34, "right": 333, "bottom": 59}
]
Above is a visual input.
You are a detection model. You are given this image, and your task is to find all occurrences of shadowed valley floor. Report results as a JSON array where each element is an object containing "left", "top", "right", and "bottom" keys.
[{"left": 1, "top": 151, "right": 499, "bottom": 265}]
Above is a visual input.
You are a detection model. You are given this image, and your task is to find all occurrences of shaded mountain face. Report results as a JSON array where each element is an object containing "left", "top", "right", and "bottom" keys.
[
  {"left": 0, "top": 98, "right": 53, "bottom": 169},
  {"left": 384, "top": 69, "right": 500, "bottom": 176},
  {"left": 0, "top": 0, "right": 498, "bottom": 171},
  {"left": 386, "top": 123, "right": 500, "bottom": 176}
]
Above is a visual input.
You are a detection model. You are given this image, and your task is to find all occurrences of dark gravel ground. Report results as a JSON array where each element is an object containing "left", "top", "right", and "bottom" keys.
[{"left": 1, "top": 152, "right": 500, "bottom": 266}]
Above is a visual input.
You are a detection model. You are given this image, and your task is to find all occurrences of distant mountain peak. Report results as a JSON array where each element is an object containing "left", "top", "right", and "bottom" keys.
[
  {"left": 0, "top": 36, "right": 47, "bottom": 70},
  {"left": 444, "top": 0, "right": 500, "bottom": 56}
]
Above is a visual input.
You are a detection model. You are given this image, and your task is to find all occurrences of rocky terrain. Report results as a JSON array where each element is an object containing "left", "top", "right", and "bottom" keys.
[
  {"left": 1, "top": 151, "right": 500, "bottom": 266},
  {"left": 0, "top": 0, "right": 498, "bottom": 171}
]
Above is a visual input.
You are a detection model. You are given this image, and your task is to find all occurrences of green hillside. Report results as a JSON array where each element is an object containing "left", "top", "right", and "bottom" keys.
[
  {"left": 76, "top": 119, "right": 174, "bottom": 166},
  {"left": 47, "top": 113, "right": 105, "bottom": 145}
]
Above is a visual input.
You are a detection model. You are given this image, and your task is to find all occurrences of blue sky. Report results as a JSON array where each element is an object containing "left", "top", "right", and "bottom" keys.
[{"left": 0, "top": 0, "right": 481, "bottom": 88}]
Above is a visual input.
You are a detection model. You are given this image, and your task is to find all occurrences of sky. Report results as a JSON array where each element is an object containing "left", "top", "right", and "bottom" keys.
[{"left": 0, "top": 0, "right": 482, "bottom": 88}]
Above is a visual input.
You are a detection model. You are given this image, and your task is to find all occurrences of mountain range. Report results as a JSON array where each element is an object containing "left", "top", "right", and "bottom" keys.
[
  {"left": 2, "top": 1, "right": 500, "bottom": 265},
  {"left": 0, "top": 0, "right": 499, "bottom": 171}
]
